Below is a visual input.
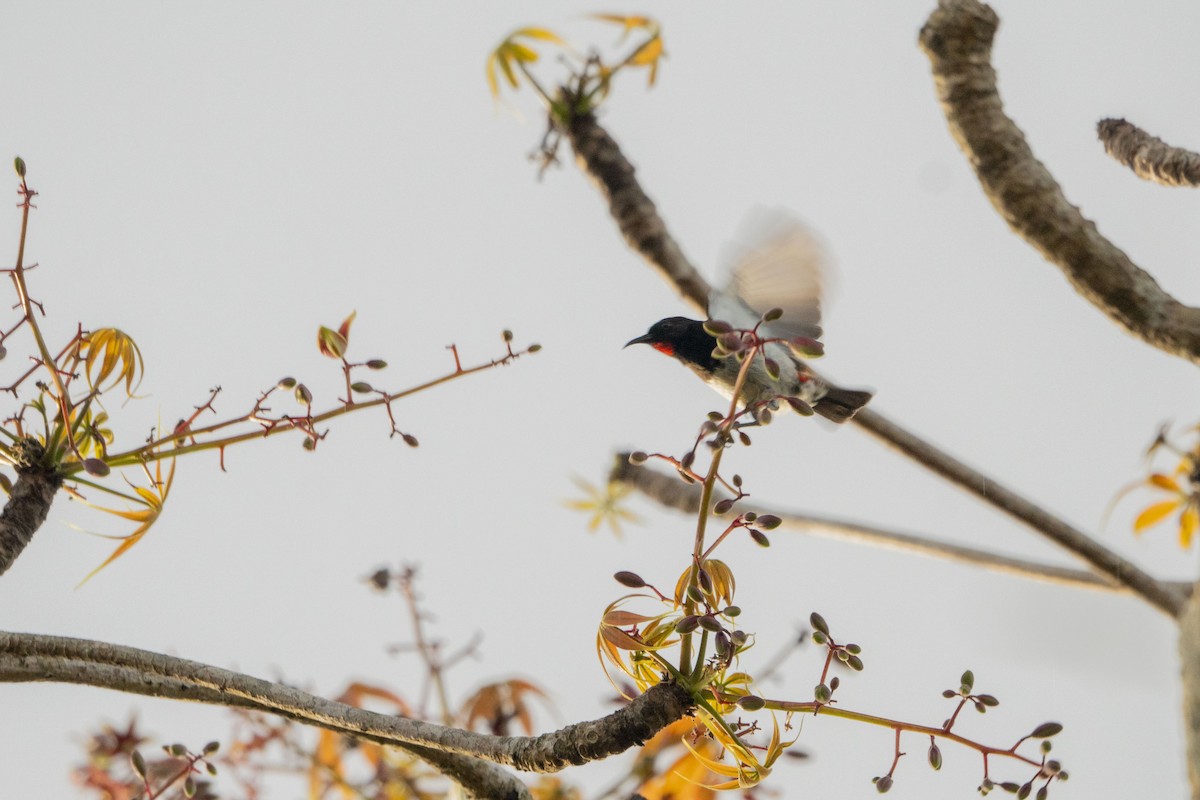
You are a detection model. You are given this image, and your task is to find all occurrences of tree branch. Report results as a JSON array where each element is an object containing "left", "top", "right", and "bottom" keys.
[
  {"left": 556, "top": 82, "right": 1184, "bottom": 618},
  {"left": 612, "top": 454, "right": 1191, "bottom": 598},
  {"left": 0, "top": 631, "right": 693, "bottom": 795},
  {"left": 918, "top": 0, "right": 1200, "bottom": 364},
  {"left": 1098, "top": 118, "right": 1200, "bottom": 188},
  {"left": 0, "top": 441, "right": 62, "bottom": 576},
  {"left": 560, "top": 105, "right": 712, "bottom": 311}
]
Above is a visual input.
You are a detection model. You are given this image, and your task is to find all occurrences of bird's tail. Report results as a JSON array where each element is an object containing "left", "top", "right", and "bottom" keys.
[{"left": 814, "top": 385, "right": 873, "bottom": 423}]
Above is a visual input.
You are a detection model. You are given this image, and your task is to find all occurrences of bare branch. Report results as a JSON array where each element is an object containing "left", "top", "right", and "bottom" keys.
[
  {"left": 919, "top": 0, "right": 1200, "bottom": 364},
  {"left": 854, "top": 409, "right": 1185, "bottom": 616},
  {"left": 613, "top": 454, "right": 1191, "bottom": 598},
  {"left": 0, "top": 631, "right": 692, "bottom": 790},
  {"left": 1098, "top": 118, "right": 1200, "bottom": 188}
]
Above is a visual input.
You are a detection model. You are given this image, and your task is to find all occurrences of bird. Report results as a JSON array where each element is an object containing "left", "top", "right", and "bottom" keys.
[{"left": 625, "top": 210, "right": 872, "bottom": 424}]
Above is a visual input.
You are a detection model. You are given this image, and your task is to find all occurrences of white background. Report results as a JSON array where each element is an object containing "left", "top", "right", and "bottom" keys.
[{"left": 2, "top": 2, "right": 1198, "bottom": 797}]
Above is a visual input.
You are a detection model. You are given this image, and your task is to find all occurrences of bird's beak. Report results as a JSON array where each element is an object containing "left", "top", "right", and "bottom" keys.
[{"left": 624, "top": 333, "right": 654, "bottom": 349}]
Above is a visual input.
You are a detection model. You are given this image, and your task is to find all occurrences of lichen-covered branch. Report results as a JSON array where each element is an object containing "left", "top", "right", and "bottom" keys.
[
  {"left": 0, "top": 631, "right": 692, "bottom": 792},
  {"left": 0, "top": 444, "right": 62, "bottom": 575},
  {"left": 919, "top": 0, "right": 1200, "bottom": 364},
  {"left": 1098, "top": 118, "right": 1200, "bottom": 188}
]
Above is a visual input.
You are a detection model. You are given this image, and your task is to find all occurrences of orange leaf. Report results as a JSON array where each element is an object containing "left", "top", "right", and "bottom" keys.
[
  {"left": 1149, "top": 473, "right": 1182, "bottom": 493},
  {"left": 1134, "top": 499, "right": 1181, "bottom": 533},
  {"left": 1181, "top": 506, "right": 1199, "bottom": 549},
  {"left": 604, "top": 609, "right": 663, "bottom": 626},
  {"left": 601, "top": 625, "right": 648, "bottom": 651}
]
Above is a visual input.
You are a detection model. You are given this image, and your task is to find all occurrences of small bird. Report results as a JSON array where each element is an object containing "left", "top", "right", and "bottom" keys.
[{"left": 625, "top": 210, "right": 872, "bottom": 424}]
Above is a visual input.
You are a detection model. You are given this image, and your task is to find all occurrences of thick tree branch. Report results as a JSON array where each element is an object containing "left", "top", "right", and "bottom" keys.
[
  {"left": 919, "top": 0, "right": 1200, "bottom": 364},
  {"left": 612, "top": 455, "right": 1190, "bottom": 597},
  {"left": 561, "top": 106, "right": 712, "bottom": 310},
  {"left": 0, "top": 441, "right": 62, "bottom": 576},
  {"left": 557, "top": 90, "right": 1184, "bottom": 618},
  {"left": 1098, "top": 118, "right": 1200, "bottom": 188},
  {"left": 0, "top": 631, "right": 693, "bottom": 794}
]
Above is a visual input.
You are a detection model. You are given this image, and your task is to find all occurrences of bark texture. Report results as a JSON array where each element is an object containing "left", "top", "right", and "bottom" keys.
[
  {"left": 0, "top": 441, "right": 62, "bottom": 576},
  {"left": 1098, "top": 118, "right": 1200, "bottom": 188},
  {"left": 919, "top": 0, "right": 1200, "bottom": 365}
]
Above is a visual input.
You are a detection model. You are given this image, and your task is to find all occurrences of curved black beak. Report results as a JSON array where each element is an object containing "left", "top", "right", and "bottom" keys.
[{"left": 624, "top": 333, "right": 654, "bottom": 349}]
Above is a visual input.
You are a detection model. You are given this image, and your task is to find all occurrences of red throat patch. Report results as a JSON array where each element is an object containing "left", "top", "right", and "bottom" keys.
[{"left": 651, "top": 342, "right": 675, "bottom": 357}]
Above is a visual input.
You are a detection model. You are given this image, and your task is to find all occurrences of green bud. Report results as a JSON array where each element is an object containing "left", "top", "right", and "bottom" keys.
[
  {"left": 350, "top": 381, "right": 373, "bottom": 394},
  {"left": 749, "top": 530, "right": 770, "bottom": 547},
  {"left": 130, "top": 751, "right": 147, "bottom": 778},
  {"left": 502, "top": 329, "right": 514, "bottom": 342},
  {"left": 723, "top": 605, "right": 741, "bottom": 617},
  {"left": 675, "top": 615, "right": 700, "bottom": 634},
  {"left": 295, "top": 383, "right": 313, "bottom": 404},
  {"left": 874, "top": 775, "right": 893, "bottom": 793},
  {"left": 810, "top": 612, "right": 830, "bottom": 636},
  {"left": 527, "top": 343, "right": 543, "bottom": 353},
  {"left": 814, "top": 683, "right": 832, "bottom": 703},
  {"left": 13, "top": 156, "right": 26, "bottom": 178},
  {"left": 928, "top": 743, "right": 942, "bottom": 770},
  {"left": 402, "top": 433, "right": 419, "bottom": 447},
  {"left": 703, "top": 320, "right": 733, "bottom": 336},
  {"left": 1030, "top": 722, "right": 1063, "bottom": 739},
  {"left": 698, "top": 615, "right": 723, "bottom": 633},
  {"left": 629, "top": 451, "right": 649, "bottom": 464},
  {"left": 847, "top": 655, "right": 864, "bottom": 671},
  {"left": 277, "top": 376, "right": 297, "bottom": 389},
  {"left": 845, "top": 643, "right": 862, "bottom": 654},
  {"left": 757, "top": 514, "right": 782, "bottom": 530},
  {"left": 960, "top": 670, "right": 974, "bottom": 692},
  {"left": 762, "top": 307, "right": 783, "bottom": 322},
  {"left": 366, "top": 359, "right": 388, "bottom": 370},
  {"left": 811, "top": 630, "right": 827, "bottom": 645},
  {"left": 764, "top": 357, "right": 781, "bottom": 380},
  {"left": 737, "top": 694, "right": 766, "bottom": 711},
  {"left": 184, "top": 777, "right": 197, "bottom": 797},
  {"left": 168, "top": 743, "right": 188, "bottom": 757},
  {"left": 203, "top": 741, "right": 220, "bottom": 755},
  {"left": 713, "top": 498, "right": 735, "bottom": 515}
]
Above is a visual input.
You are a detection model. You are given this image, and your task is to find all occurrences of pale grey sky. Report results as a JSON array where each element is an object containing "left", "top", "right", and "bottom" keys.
[{"left": 2, "top": 2, "right": 1199, "bottom": 797}]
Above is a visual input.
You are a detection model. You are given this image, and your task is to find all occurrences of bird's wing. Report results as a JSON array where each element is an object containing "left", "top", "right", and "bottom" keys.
[{"left": 709, "top": 208, "right": 826, "bottom": 340}]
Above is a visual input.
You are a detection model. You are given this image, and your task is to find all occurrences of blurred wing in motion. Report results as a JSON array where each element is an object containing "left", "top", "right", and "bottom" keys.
[{"left": 709, "top": 208, "right": 827, "bottom": 341}]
